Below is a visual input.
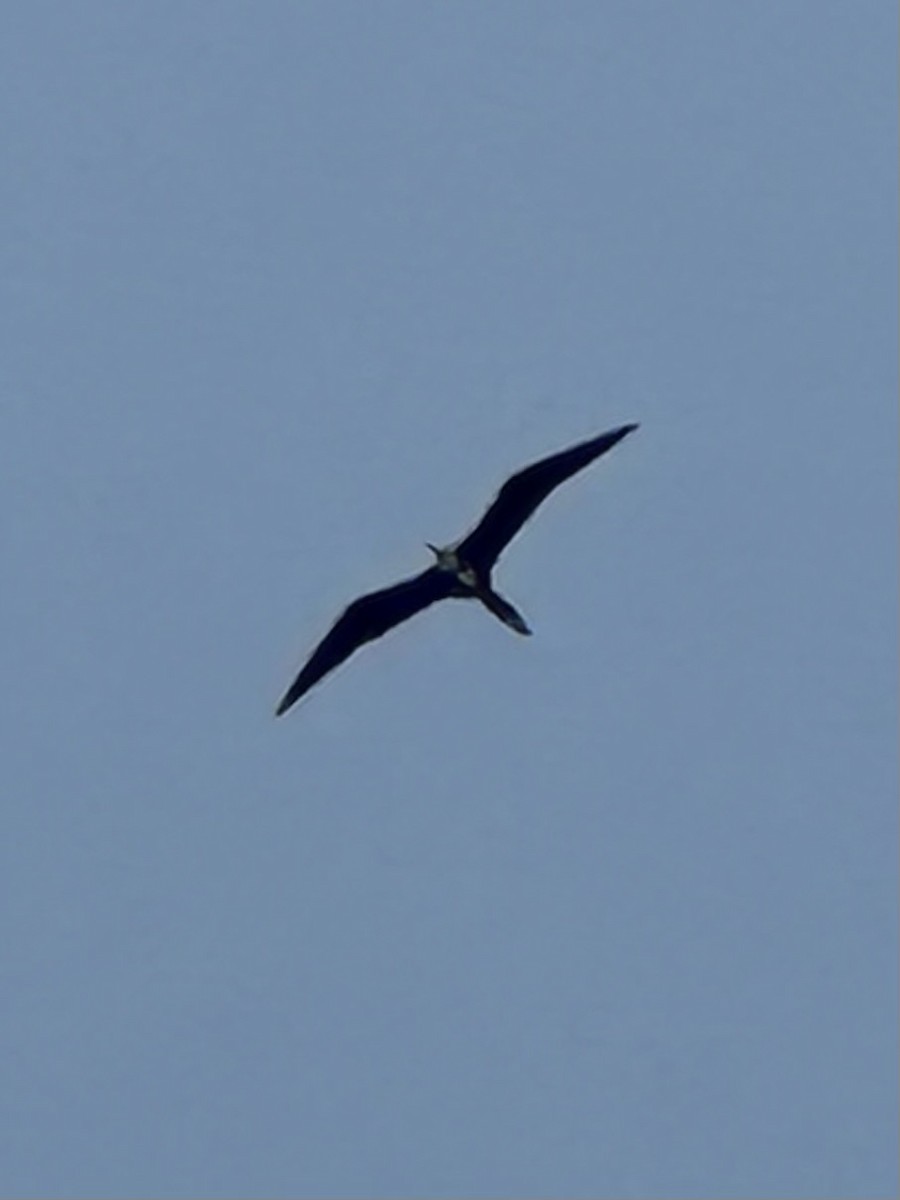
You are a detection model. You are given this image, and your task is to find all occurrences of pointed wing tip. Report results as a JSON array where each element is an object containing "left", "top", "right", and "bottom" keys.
[{"left": 606, "top": 421, "right": 640, "bottom": 447}]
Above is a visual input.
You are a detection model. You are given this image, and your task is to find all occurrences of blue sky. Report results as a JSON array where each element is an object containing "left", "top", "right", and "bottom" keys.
[{"left": 2, "top": 3, "right": 896, "bottom": 1196}]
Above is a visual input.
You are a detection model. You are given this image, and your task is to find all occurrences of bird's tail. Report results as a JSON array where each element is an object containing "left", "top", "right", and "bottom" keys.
[{"left": 477, "top": 587, "right": 532, "bottom": 636}]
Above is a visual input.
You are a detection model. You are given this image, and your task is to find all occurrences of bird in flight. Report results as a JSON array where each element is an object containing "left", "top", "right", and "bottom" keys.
[{"left": 275, "top": 422, "right": 638, "bottom": 715}]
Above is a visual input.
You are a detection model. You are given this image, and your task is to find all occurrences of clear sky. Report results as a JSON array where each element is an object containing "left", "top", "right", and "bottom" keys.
[{"left": 2, "top": 3, "right": 896, "bottom": 1197}]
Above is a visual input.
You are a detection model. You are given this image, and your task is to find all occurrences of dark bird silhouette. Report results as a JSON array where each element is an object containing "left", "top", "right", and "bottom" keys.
[{"left": 275, "top": 422, "right": 638, "bottom": 715}]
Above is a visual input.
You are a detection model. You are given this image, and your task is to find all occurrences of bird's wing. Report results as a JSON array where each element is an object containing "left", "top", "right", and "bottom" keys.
[
  {"left": 275, "top": 566, "right": 454, "bottom": 715},
  {"left": 456, "top": 423, "right": 638, "bottom": 573}
]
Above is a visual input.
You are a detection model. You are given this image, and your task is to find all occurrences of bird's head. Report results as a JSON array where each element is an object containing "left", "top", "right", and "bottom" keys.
[{"left": 426, "top": 542, "right": 459, "bottom": 572}]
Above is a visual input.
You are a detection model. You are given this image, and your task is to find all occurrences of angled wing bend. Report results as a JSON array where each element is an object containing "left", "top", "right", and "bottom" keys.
[
  {"left": 275, "top": 567, "right": 453, "bottom": 715},
  {"left": 456, "top": 423, "right": 638, "bottom": 574}
]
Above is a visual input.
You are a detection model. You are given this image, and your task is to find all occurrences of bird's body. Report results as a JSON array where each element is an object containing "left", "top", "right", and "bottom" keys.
[{"left": 275, "top": 422, "right": 637, "bottom": 715}]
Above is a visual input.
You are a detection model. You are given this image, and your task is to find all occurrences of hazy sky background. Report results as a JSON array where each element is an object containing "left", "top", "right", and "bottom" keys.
[{"left": 2, "top": 3, "right": 896, "bottom": 1197}]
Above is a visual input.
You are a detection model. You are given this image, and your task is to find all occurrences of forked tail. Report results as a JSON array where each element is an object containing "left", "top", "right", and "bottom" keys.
[{"left": 477, "top": 586, "right": 532, "bottom": 636}]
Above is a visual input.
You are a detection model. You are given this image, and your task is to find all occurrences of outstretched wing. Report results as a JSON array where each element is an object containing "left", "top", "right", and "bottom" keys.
[
  {"left": 275, "top": 567, "right": 453, "bottom": 715},
  {"left": 456, "top": 423, "right": 638, "bottom": 574}
]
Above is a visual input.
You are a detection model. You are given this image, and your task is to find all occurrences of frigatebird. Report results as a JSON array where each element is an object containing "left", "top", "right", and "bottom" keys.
[{"left": 275, "top": 422, "right": 637, "bottom": 715}]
